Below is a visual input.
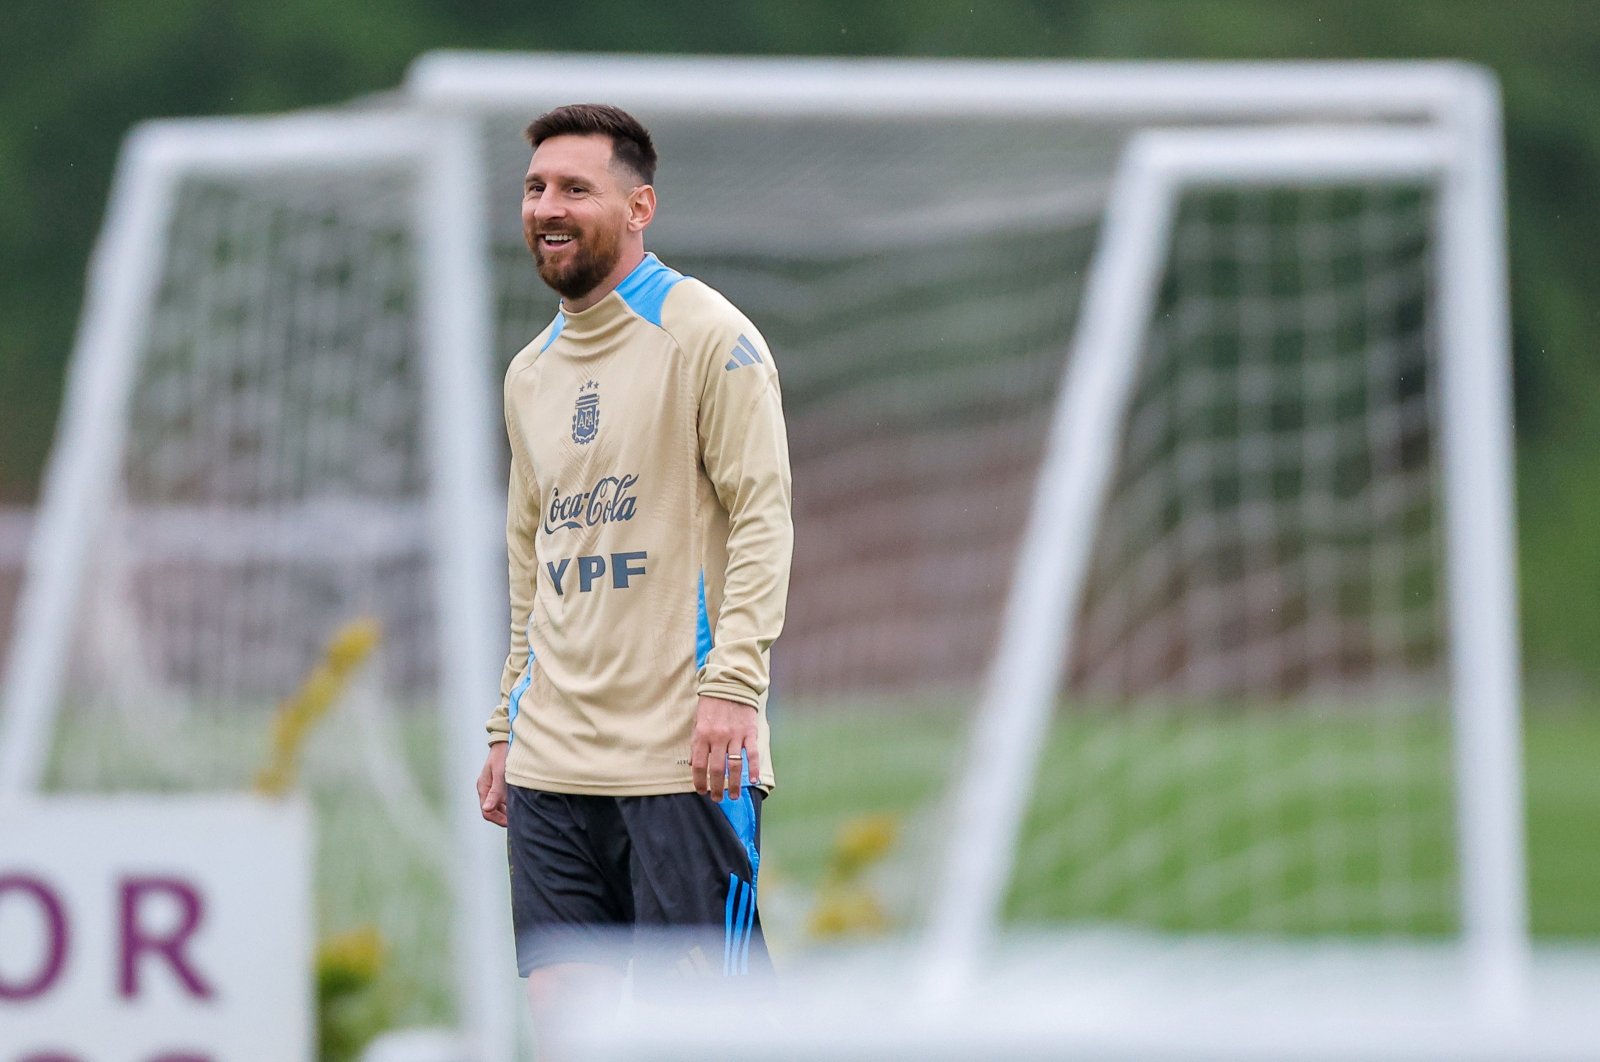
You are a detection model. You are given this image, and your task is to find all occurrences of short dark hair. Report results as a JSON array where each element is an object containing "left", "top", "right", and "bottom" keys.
[{"left": 523, "top": 104, "right": 658, "bottom": 186}]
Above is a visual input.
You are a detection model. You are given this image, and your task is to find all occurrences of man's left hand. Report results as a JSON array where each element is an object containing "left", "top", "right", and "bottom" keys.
[{"left": 690, "top": 695, "right": 760, "bottom": 801}]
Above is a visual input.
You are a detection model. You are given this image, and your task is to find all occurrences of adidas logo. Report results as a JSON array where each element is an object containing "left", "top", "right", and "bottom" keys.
[{"left": 724, "top": 334, "right": 764, "bottom": 372}]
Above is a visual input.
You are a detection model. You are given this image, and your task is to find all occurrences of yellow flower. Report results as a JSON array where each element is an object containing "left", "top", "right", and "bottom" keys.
[
  {"left": 316, "top": 926, "right": 386, "bottom": 1000},
  {"left": 807, "top": 888, "right": 891, "bottom": 939},
  {"left": 254, "top": 618, "right": 381, "bottom": 796},
  {"left": 832, "top": 813, "right": 898, "bottom": 879},
  {"left": 326, "top": 618, "right": 381, "bottom": 670}
]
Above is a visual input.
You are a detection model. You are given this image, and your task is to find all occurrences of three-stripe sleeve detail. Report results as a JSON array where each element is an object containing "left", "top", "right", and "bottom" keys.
[{"left": 723, "top": 334, "right": 764, "bottom": 371}]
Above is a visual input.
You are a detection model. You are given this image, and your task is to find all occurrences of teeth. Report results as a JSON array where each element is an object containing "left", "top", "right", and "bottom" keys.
[{"left": 544, "top": 234, "right": 573, "bottom": 243}]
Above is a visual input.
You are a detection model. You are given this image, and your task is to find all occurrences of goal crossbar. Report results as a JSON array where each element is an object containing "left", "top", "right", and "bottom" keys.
[{"left": 406, "top": 52, "right": 1487, "bottom": 123}]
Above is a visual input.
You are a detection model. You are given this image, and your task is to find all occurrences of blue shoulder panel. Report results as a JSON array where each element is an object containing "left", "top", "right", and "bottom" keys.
[
  {"left": 537, "top": 312, "right": 566, "bottom": 353},
  {"left": 614, "top": 253, "right": 686, "bottom": 328}
]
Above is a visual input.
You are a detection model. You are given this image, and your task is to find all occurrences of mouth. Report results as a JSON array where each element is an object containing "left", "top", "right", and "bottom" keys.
[{"left": 539, "top": 232, "right": 576, "bottom": 251}]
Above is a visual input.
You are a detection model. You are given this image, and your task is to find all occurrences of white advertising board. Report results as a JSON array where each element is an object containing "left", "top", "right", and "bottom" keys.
[{"left": 0, "top": 796, "right": 312, "bottom": 1062}]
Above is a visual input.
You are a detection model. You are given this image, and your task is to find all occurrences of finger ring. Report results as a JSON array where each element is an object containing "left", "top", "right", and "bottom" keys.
[{"left": 726, "top": 751, "right": 743, "bottom": 759}]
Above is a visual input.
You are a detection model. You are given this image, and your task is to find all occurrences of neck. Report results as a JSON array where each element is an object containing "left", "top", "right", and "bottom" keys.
[{"left": 562, "top": 245, "right": 648, "bottom": 314}]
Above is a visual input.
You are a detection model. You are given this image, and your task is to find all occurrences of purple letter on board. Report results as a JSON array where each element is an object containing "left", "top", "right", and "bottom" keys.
[
  {"left": 118, "top": 877, "right": 215, "bottom": 1000},
  {"left": 0, "top": 875, "right": 69, "bottom": 1001}
]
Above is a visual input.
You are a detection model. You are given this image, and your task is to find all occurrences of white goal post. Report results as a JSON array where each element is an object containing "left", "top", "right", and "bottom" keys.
[
  {"left": 0, "top": 111, "right": 516, "bottom": 1061},
  {"left": 921, "top": 120, "right": 1526, "bottom": 1013}
]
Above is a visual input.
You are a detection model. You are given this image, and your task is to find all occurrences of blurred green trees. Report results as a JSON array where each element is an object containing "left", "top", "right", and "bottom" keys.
[{"left": 2, "top": 0, "right": 1595, "bottom": 681}]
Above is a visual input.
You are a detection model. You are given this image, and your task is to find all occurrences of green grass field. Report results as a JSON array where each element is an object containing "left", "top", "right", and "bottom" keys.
[
  {"left": 762, "top": 697, "right": 1600, "bottom": 940},
  {"left": 1521, "top": 705, "right": 1600, "bottom": 935}
]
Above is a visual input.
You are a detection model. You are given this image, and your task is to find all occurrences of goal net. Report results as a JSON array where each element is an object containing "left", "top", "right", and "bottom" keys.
[
  {"left": 3, "top": 55, "right": 1543, "bottom": 1057},
  {"left": 1024, "top": 181, "right": 1458, "bottom": 931}
]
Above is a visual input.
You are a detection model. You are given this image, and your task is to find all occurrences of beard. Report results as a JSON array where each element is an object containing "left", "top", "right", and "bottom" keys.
[{"left": 533, "top": 223, "right": 623, "bottom": 301}]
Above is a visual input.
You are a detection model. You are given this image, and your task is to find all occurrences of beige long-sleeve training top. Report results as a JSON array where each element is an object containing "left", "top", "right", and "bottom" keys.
[{"left": 486, "top": 253, "right": 793, "bottom": 794}]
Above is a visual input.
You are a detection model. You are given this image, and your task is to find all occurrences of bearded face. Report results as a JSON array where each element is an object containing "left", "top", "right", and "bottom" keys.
[
  {"left": 522, "top": 133, "right": 645, "bottom": 307},
  {"left": 532, "top": 213, "right": 625, "bottom": 301}
]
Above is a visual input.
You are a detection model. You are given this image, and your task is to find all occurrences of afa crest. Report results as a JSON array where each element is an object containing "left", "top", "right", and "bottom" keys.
[{"left": 571, "top": 379, "right": 600, "bottom": 445}]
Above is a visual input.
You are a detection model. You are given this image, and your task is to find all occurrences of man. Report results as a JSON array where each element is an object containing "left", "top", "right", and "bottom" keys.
[{"left": 475, "top": 103, "right": 793, "bottom": 1024}]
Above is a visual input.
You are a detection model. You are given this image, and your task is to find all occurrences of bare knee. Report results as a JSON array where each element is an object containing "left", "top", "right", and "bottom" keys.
[{"left": 526, "top": 961, "right": 623, "bottom": 1057}]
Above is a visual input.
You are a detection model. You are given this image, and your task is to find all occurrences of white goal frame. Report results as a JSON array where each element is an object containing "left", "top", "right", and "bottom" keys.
[
  {"left": 920, "top": 121, "right": 1527, "bottom": 1016},
  {"left": 403, "top": 50, "right": 1523, "bottom": 1014},
  {"left": 0, "top": 111, "right": 516, "bottom": 1061}
]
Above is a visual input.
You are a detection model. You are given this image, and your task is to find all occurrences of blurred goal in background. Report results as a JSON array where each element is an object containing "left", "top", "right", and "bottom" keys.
[{"left": 4, "top": 55, "right": 1579, "bottom": 1058}]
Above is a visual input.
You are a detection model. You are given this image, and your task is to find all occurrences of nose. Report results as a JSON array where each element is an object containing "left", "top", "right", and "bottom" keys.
[{"left": 531, "top": 188, "right": 564, "bottom": 224}]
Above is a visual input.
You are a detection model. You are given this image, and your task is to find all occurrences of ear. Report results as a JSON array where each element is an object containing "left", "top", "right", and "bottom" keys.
[{"left": 627, "top": 184, "right": 657, "bottom": 233}]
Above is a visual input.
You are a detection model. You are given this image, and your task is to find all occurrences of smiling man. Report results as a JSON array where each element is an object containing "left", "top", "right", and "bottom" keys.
[{"left": 475, "top": 104, "right": 793, "bottom": 1027}]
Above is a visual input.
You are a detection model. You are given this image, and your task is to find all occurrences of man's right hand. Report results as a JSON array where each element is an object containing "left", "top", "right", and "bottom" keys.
[{"left": 478, "top": 742, "right": 509, "bottom": 827}]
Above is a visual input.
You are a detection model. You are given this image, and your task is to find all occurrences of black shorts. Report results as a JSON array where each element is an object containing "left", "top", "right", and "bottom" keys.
[{"left": 506, "top": 783, "right": 770, "bottom": 981}]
